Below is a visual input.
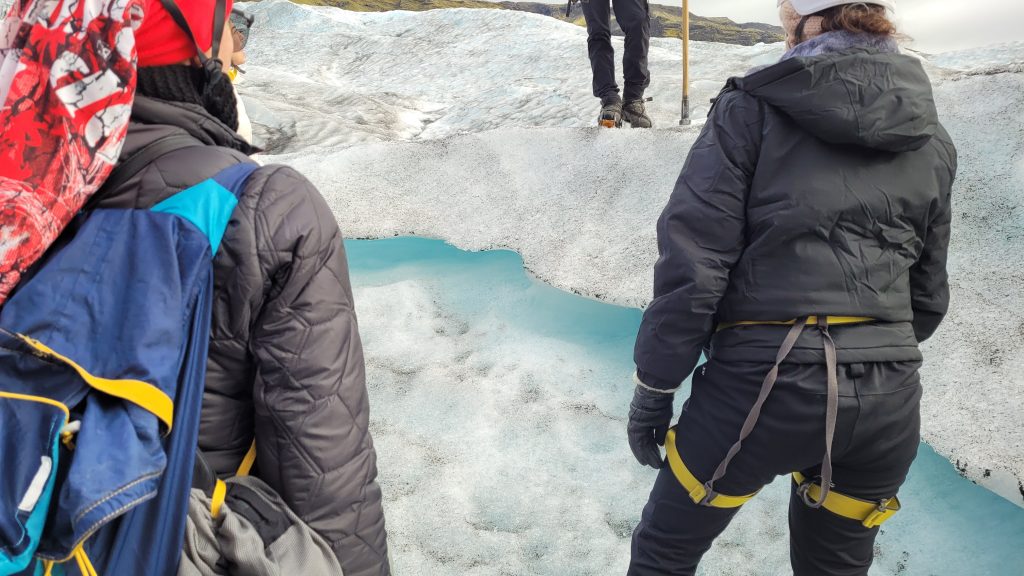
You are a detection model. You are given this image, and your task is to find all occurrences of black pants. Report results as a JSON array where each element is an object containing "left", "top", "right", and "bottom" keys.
[
  {"left": 581, "top": 0, "right": 650, "bottom": 101},
  {"left": 628, "top": 357, "right": 923, "bottom": 576}
]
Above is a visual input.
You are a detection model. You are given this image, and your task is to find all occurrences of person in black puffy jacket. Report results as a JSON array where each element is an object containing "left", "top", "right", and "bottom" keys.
[
  {"left": 627, "top": 2, "right": 955, "bottom": 575},
  {"left": 94, "top": 1, "right": 391, "bottom": 574}
]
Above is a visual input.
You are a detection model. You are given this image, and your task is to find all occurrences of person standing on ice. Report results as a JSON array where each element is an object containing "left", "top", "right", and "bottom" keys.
[
  {"left": 579, "top": 0, "right": 653, "bottom": 128},
  {"left": 91, "top": 0, "right": 391, "bottom": 573},
  {"left": 626, "top": 1, "right": 956, "bottom": 574}
]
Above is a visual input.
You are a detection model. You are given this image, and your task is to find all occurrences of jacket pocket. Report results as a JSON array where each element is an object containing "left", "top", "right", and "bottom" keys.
[{"left": 0, "top": 392, "right": 69, "bottom": 574}]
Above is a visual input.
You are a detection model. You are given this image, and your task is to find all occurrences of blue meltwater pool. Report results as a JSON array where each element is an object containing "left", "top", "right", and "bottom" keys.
[{"left": 346, "top": 237, "right": 1024, "bottom": 576}]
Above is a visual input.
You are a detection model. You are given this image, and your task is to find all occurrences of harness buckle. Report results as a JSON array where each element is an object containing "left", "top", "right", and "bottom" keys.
[
  {"left": 687, "top": 483, "right": 707, "bottom": 505},
  {"left": 796, "top": 476, "right": 833, "bottom": 509},
  {"left": 697, "top": 482, "right": 716, "bottom": 507},
  {"left": 862, "top": 498, "right": 899, "bottom": 528},
  {"left": 796, "top": 480, "right": 817, "bottom": 508}
]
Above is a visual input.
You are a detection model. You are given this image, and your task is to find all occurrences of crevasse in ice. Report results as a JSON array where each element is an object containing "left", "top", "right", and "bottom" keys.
[{"left": 348, "top": 237, "right": 1024, "bottom": 575}]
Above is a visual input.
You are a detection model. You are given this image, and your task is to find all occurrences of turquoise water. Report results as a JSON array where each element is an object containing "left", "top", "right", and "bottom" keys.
[
  {"left": 347, "top": 237, "right": 641, "bottom": 350},
  {"left": 347, "top": 236, "right": 1024, "bottom": 575}
]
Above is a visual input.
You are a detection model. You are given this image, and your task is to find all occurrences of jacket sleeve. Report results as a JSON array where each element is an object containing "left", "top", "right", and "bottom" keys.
[
  {"left": 634, "top": 91, "right": 762, "bottom": 390},
  {"left": 248, "top": 167, "right": 390, "bottom": 575},
  {"left": 909, "top": 139, "right": 956, "bottom": 343}
]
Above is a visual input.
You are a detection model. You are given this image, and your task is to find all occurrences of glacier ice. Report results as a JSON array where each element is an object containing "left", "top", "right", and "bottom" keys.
[
  {"left": 239, "top": 0, "right": 1024, "bottom": 506},
  {"left": 348, "top": 237, "right": 1024, "bottom": 576}
]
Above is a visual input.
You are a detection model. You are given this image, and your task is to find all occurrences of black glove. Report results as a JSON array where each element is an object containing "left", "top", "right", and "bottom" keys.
[{"left": 627, "top": 381, "right": 675, "bottom": 469}]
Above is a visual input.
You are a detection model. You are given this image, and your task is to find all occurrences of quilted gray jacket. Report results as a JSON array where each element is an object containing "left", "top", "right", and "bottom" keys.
[{"left": 95, "top": 95, "right": 390, "bottom": 576}]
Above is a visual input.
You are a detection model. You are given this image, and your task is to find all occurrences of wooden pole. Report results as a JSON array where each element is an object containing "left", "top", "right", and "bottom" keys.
[{"left": 679, "top": 0, "right": 690, "bottom": 125}]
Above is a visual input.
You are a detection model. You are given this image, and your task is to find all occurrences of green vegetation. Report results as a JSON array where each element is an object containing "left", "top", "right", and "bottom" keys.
[{"left": 289, "top": 0, "right": 785, "bottom": 46}]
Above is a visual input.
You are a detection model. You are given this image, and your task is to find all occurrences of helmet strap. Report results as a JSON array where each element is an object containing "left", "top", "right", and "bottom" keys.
[
  {"left": 155, "top": 0, "right": 238, "bottom": 131},
  {"left": 158, "top": 0, "right": 228, "bottom": 69}
]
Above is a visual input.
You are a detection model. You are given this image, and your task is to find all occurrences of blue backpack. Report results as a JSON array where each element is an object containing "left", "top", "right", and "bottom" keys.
[{"left": 0, "top": 159, "right": 257, "bottom": 576}]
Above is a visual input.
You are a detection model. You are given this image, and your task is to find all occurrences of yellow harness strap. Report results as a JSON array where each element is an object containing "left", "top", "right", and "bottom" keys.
[
  {"left": 665, "top": 429, "right": 758, "bottom": 508},
  {"left": 792, "top": 472, "right": 901, "bottom": 528},
  {"left": 717, "top": 316, "right": 874, "bottom": 332},
  {"left": 19, "top": 335, "right": 174, "bottom": 432}
]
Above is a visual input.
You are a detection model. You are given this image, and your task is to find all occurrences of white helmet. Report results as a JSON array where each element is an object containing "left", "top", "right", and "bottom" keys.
[{"left": 780, "top": 0, "right": 896, "bottom": 16}]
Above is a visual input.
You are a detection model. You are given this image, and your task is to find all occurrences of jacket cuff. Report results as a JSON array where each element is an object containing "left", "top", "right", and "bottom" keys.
[
  {"left": 634, "top": 369, "right": 681, "bottom": 393},
  {"left": 911, "top": 309, "right": 945, "bottom": 343}
]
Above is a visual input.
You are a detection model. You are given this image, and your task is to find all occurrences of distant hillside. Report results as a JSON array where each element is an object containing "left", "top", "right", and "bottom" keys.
[{"left": 292, "top": 0, "right": 785, "bottom": 46}]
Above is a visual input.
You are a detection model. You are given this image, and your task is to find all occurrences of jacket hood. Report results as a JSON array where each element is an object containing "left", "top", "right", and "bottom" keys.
[
  {"left": 733, "top": 49, "right": 938, "bottom": 152},
  {"left": 95, "top": 96, "right": 256, "bottom": 209},
  {"left": 128, "top": 95, "right": 259, "bottom": 156}
]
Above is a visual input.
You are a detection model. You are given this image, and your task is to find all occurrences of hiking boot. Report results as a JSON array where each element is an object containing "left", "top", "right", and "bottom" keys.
[
  {"left": 622, "top": 98, "right": 653, "bottom": 128},
  {"left": 598, "top": 95, "right": 623, "bottom": 128}
]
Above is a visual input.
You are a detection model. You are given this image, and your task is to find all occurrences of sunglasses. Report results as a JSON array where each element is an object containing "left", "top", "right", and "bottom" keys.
[{"left": 230, "top": 9, "right": 254, "bottom": 51}]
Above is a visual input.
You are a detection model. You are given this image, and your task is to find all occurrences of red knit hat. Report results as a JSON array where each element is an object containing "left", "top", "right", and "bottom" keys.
[{"left": 136, "top": 0, "right": 234, "bottom": 67}]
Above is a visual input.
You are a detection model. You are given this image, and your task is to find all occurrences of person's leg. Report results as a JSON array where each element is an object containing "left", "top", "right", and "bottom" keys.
[
  {"left": 629, "top": 465, "right": 741, "bottom": 576},
  {"left": 629, "top": 357, "right": 831, "bottom": 575},
  {"left": 789, "top": 362, "right": 922, "bottom": 576},
  {"left": 581, "top": 0, "right": 618, "bottom": 100},
  {"left": 612, "top": 0, "right": 650, "bottom": 101}
]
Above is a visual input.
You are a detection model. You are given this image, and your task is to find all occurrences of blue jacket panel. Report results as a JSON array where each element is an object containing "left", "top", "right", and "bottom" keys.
[{"left": 0, "top": 163, "right": 256, "bottom": 574}]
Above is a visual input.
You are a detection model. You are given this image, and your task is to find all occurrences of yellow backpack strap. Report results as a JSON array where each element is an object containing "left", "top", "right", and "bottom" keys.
[
  {"left": 18, "top": 335, "right": 174, "bottom": 432},
  {"left": 792, "top": 472, "right": 901, "bottom": 528},
  {"left": 237, "top": 440, "right": 256, "bottom": 477},
  {"left": 210, "top": 441, "right": 256, "bottom": 518},
  {"left": 72, "top": 545, "right": 99, "bottom": 576},
  {"left": 210, "top": 479, "right": 227, "bottom": 518}
]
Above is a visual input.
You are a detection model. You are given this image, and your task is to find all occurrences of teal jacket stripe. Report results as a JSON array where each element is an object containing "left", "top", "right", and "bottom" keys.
[{"left": 152, "top": 179, "right": 239, "bottom": 256}]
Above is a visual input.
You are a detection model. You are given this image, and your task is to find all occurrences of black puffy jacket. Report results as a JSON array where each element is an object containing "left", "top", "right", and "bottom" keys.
[
  {"left": 95, "top": 95, "right": 391, "bottom": 575},
  {"left": 634, "top": 47, "right": 957, "bottom": 389}
]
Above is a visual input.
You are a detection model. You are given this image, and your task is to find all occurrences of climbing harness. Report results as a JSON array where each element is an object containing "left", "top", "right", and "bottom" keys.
[
  {"left": 792, "top": 471, "right": 901, "bottom": 528},
  {"left": 665, "top": 316, "right": 902, "bottom": 527},
  {"left": 703, "top": 319, "right": 820, "bottom": 506},
  {"left": 665, "top": 428, "right": 758, "bottom": 508},
  {"left": 716, "top": 316, "right": 874, "bottom": 332}
]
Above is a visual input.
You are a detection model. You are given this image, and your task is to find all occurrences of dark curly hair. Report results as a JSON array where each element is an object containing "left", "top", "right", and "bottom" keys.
[{"left": 819, "top": 3, "right": 898, "bottom": 36}]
